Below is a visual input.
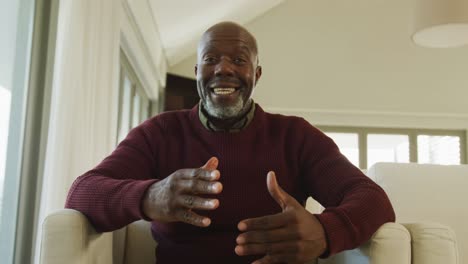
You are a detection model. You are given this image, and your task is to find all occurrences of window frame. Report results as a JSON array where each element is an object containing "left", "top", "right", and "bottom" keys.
[
  {"left": 318, "top": 126, "right": 467, "bottom": 169},
  {"left": 117, "top": 50, "right": 152, "bottom": 144}
]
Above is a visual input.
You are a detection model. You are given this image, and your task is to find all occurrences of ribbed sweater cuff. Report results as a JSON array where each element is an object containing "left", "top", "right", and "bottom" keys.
[
  {"left": 315, "top": 210, "right": 350, "bottom": 257},
  {"left": 125, "top": 179, "right": 159, "bottom": 221}
]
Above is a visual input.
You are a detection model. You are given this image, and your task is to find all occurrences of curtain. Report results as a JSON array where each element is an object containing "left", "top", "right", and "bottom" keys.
[{"left": 36, "top": 0, "right": 121, "bottom": 256}]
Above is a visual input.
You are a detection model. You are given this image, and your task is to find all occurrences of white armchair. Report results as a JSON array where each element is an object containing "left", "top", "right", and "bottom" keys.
[
  {"left": 40, "top": 163, "right": 463, "bottom": 264},
  {"left": 40, "top": 209, "right": 413, "bottom": 264}
]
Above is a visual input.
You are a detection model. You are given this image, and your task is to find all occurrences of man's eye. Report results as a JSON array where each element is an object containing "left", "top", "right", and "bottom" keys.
[
  {"left": 204, "top": 57, "right": 216, "bottom": 63},
  {"left": 233, "top": 58, "right": 246, "bottom": 64}
]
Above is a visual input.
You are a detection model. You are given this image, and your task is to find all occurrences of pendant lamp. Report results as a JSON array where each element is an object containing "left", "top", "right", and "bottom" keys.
[{"left": 412, "top": 0, "right": 468, "bottom": 48}]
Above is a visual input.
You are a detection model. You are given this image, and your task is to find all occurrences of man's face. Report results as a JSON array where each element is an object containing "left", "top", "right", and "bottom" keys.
[{"left": 195, "top": 29, "right": 261, "bottom": 119}]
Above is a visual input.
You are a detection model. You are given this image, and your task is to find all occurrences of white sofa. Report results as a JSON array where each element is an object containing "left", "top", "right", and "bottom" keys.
[{"left": 367, "top": 162, "right": 464, "bottom": 264}]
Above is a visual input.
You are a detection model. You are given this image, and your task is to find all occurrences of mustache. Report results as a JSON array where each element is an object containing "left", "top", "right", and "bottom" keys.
[{"left": 208, "top": 77, "right": 242, "bottom": 87}]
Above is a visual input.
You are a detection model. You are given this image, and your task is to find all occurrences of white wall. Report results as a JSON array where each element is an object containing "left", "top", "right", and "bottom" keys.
[
  {"left": 121, "top": 0, "right": 167, "bottom": 100},
  {"left": 169, "top": 0, "right": 468, "bottom": 130}
]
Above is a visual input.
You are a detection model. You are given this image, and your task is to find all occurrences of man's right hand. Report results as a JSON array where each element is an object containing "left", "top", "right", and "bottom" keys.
[{"left": 142, "top": 157, "right": 222, "bottom": 227}]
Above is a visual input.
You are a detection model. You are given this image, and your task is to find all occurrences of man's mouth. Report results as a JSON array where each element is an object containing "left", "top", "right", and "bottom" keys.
[{"left": 212, "top": 87, "right": 237, "bottom": 95}]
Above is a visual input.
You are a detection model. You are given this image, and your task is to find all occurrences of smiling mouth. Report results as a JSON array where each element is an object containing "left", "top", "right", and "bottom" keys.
[{"left": 212, "top": 87, "right": 238, "bottom": 95}]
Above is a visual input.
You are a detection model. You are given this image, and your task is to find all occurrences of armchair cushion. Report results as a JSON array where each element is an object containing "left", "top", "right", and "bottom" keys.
[{"left": 403, "top": 222, "right": 458, "bottom": 264}]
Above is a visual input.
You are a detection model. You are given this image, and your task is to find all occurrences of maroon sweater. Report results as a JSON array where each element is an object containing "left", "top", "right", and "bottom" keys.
[{"left": 66, "top": 104, "right": 395, "bottom": 263}]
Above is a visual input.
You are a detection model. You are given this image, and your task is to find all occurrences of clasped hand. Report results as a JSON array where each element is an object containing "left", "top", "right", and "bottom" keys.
[{"left": 143, "top": 157, "right": 327, "bottom": 263}]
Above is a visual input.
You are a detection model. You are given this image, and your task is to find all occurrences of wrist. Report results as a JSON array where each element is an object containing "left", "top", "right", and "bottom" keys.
[
  {"left": 312, "top": 213, "right": 328, "bottom": 256},
  {"left": 141, "top": 181, "right": 158, "bottom": 220}
]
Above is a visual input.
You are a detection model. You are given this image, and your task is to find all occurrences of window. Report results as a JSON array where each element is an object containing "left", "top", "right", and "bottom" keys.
[
  {"left": 132, "top": 92, "right": 141, "bottom": 128},
  {"left": 0, "top": 0, "right": 55, "bottom": 262},
  {"left": 117, "top": 51, "right": 152, "bottom": 144},
  {"left": 367, "top": 134, "right": 409, "bottom": 166},
  {"left": 418, "top": 135, "right": 461, "bottom": 165},
  {"left": 117, "top": 73, "right": 132, "bottom": 143},
  {"left": 0, "top": 86, "right": 11, "bottom": 223},
  {"left": 324, "top": 133, "right": 359, "bottom": 167},
  {"left": 322, "top": 126, "right": 466, "bottom": 169}
]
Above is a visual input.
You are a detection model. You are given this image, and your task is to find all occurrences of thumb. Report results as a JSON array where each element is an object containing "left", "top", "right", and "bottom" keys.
[
  {"left": 201, "top": 157, "right": 218, "bottom": 170},
  {"left": 267, "top": 171, "right": 291, "bottom": 210}
]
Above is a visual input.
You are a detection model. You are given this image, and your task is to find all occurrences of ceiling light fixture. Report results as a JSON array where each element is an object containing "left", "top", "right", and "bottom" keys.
[{"left": 412, "top": 0, "right": 468, "bottom": 48}]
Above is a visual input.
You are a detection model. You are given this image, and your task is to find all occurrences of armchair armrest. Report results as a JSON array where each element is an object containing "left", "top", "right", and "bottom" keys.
[
  {"left": 403, "top": 222, "right": 458, "bottom": 264},
  {"left": 39, "top": 209, "right": 112, "bottom": 264},
  {"left": 319, "top": 222, "right": 411, "bottom": 264}
]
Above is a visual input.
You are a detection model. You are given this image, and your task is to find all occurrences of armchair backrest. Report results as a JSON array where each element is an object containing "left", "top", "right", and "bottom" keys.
[{"left": 368, "top": 162, "right": 468, "bottom": 264}]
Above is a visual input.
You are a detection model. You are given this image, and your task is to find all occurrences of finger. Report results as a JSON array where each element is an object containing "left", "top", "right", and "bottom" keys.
[
  {"left": 238, "top": 211, "right": 293, "bottom": 231},
  {"left": 178, "top": 179, "right": 223, "bottom": 194},
  {"left": 236, "top": 227, "right": 299, "bottom": 244},
  {"left": 175, "top": 168, "right": 220, "bottom": 181},
  {"left": 235, "top": 240, "right": 301, "bottom": 256},
  {"left": 201, "top": 156, "right": 218, "bottom": 170},
  {"left": 266, "top": 171, "right": 300, "bottom": 210},
  {"left": 177, "top": 195, "right": 219, "bottom": 210},
  {"left": 267, "top": 171, "right": 287, "bottom": 209},
  {"left": 176, "top": 209, "right": 211, "bottom": 227}
]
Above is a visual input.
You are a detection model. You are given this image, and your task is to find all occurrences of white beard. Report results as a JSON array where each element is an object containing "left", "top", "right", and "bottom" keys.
[{"left": 203, "top": 96, "right": 247, "bottom": 119}]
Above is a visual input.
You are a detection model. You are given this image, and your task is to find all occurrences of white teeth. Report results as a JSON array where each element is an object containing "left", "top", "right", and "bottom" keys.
[{"left": 213, "top": 88, "right": 236, "bottom": 95}]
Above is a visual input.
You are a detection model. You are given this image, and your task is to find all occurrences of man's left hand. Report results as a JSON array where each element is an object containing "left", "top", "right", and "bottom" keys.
[{"left": 235, "top": 171, "right": 327, "bottom": 264}]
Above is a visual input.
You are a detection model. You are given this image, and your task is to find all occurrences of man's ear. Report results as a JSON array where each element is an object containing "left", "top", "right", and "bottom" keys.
[
  {"left": 194, "top": 64, "right": 198, "bottom": 76},
  {"left": 254, "top": 65, "right": 262, "bottom": 85}
]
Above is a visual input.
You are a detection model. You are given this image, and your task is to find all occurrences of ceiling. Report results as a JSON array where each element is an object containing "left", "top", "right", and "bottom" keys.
[
  {"left": 147, "top": 0, "right": 468, "bottom": 126},
  {"left": 149, "top": 0, "right": 285, "bottom": 66}
]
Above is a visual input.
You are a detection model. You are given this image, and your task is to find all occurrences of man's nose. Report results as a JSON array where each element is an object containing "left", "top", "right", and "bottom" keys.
[{"left": 214, "top": 58, "right": 235, "bottom": 76}]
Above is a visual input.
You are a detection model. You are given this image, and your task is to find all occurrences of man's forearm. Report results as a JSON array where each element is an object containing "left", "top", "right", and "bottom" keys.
[
  {"left": 65, "top": 173, "right": 158, "bottom": 232},
  {"left": 316, "top": 183, "right": 395, "bottom": 256}
]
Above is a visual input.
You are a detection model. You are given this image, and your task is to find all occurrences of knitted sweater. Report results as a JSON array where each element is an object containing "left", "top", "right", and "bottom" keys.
[{"left": 65, "top": 104, "right": 395, "bottom": 263}]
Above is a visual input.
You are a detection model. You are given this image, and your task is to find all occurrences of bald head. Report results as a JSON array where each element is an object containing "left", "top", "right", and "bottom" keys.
[{"left": 198, "top": 22, "right": 258, "bottom": 59}]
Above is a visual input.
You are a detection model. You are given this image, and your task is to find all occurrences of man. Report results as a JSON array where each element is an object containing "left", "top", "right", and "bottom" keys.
[{"left": 66, "top": 22, "right": 395, "bottom": 264}]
